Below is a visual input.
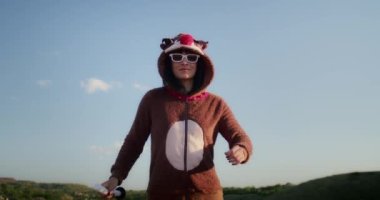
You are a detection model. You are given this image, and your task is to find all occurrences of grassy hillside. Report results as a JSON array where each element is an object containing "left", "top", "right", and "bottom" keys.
[
  {"left": 0, "top": 180, "right": 287, "bottom": 200},
  {"left": 223, "top": 184, "right": 293, "bottom": 200},
  {"left": 266, "top": 171, "right": 380, "bottom": 200},
  {"left": 1, "top": 171, "right": 379, "bottom": 200},
  {"left": 0, "top": 180, "right": 101, "bottom": 200},
  {"left": 0, "top": 179, "right": 146, "bottom": 200}
]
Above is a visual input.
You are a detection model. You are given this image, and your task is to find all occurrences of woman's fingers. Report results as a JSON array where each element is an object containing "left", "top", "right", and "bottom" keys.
[
  {"left": 100, "top": 177, "right": 119, "bottom": 199},
  {"left": 225, "top": 145, "right": 247, "bottom": 165}
]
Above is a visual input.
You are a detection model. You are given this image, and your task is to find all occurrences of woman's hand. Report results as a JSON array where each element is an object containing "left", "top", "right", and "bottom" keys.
[
  {"left": 101, "top": 177, "right": 119, "bottom": 199},
  {"left": 225, "top": 145, "right": 248, "bottom": 165}
]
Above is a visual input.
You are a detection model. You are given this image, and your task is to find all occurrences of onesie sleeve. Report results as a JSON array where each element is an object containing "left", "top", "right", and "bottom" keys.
[
  {"left": 217, "top": 100, "right": 253, "bottom": 163},
  {"left": 110, "top": 91, "right": 152, "bottom": 183}
]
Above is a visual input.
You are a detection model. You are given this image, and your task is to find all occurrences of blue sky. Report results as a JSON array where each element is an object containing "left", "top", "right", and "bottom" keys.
[{"left": 1, "top": 0, "right": 379, "bottom": 190}]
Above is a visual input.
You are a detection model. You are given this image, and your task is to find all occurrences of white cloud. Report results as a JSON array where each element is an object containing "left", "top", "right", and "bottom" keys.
[
  {"left": 81, "top": 78, "right": 112, "bottom": 94},
  {"left": 133, "top": 82, "right": 151, "bottom": 92},
  {"left": 110, "top": 81, "right": 123, "bottom": 89},
  {"left": 80, "top": 78, "right": 124, "bottom": 94},
  {"left": 89, "top": 140, "right": 151, "bottom": 159},
  {"left": 36, "top": 80, "right": 52, "bottom": 88},
  {"left": 89, "top": 141, "right": 123, "bottom": 157},
  {"left": 114, "top": 141, "right": 123, "bottom": 149}
]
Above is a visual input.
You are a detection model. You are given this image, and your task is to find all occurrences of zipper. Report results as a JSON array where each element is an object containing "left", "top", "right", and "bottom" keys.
[
  {"left": 184, "top": 97, "right": 190, "bottom": 200},
  {"left": 184, "top": 98, "right": 189, "bottom": 173}
]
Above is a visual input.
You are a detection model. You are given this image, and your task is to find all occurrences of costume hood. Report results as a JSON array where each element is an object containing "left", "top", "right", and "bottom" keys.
[{"left": 157, "top": 33, "right": 214, "bottom": 95}]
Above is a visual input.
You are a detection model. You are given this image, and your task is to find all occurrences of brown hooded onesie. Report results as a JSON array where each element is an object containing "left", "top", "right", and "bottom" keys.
[{"left": 110, "top": 33, "right": 253, "bottom": 199}]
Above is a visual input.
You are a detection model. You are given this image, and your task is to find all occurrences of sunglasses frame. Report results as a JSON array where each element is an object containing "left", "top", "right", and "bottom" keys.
[{"left": 169, "top": 53, "right": 200, "bottom": 63}]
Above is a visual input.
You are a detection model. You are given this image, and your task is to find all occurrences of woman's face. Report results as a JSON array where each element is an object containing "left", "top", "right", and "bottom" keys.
[{"left": 170, "top": 53, "right": 199, "bottom": 81}]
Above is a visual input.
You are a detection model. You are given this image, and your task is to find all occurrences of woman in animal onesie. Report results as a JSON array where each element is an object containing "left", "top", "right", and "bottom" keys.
[{"left": 102, "top": 33, "right": 253, "bottom": 200}]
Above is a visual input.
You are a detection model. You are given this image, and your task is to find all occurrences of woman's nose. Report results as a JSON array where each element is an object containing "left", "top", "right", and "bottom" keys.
[{"left": 181, "top": 59, "right": 189, "bottom": 65}]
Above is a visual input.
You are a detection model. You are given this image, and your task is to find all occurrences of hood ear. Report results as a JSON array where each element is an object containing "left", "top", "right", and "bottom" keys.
[
  {"left": 194, "top": 40, "right": 208, "bottom": 50},
  {"left": 160, "top": 38, "right": 174, "bottom": 50}
]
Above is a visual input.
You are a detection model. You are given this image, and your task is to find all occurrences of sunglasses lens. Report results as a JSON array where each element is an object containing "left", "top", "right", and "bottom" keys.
[
  {"left": 187, "top": 55, "right": 199, "bottom": 62},
  {"left": 171, "top": 54, "right": 183, "bottom": 62}
]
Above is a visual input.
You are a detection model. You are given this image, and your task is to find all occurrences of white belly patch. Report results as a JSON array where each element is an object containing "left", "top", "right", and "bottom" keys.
[{"left": 165, "top": 120, "right": 204, "bottom": 171}]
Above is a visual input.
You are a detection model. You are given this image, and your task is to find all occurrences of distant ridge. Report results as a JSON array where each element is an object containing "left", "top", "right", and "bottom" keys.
[
  {"left": 0, "top": 177, "right": 16, "bottom": 183},
  {"left": 0, "top": 179, "right": 102, "bottom": 200},
  {"left": 1, "top": 172, "right": 379, "bottom": 200},
  {"left": 265, "top": 171, "right": 380, "bottom": 200}
]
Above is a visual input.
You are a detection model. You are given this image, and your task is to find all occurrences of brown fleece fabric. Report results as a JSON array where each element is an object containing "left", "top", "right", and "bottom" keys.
[{"left": 110, "top": 88, "right": 253, "bottom": 194}]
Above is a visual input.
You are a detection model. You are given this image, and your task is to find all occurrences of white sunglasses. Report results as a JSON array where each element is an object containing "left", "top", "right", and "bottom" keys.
[{"left": 169, "top": 53, "right": 200, "bottom": 63}]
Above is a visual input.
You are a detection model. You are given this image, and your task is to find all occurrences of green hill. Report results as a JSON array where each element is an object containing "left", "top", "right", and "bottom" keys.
[
  {"left": 223, "top": 184, "right": 293, "bottom": 200},
  {"left": 265, "top": 171, "right": 380, "bottom": 200},
  {"left": 0, "top": 180, "right": 101, "bottom": 200},
  {"left": 1, "top": 171, "right": 379, "bottom": 200},
  {"left": 0, "top": 178, "right": 147, "bottom": 200}
]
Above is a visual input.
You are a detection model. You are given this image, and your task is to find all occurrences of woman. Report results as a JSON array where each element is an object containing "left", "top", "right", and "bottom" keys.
[{"left": 102, "top": 33, "right": 253, "bottom": 200}]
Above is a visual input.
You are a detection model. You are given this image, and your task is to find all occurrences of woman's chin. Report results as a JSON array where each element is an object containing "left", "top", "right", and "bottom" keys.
[{"left": 178, "top": 75, "right": 193, "bottom": 80}]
